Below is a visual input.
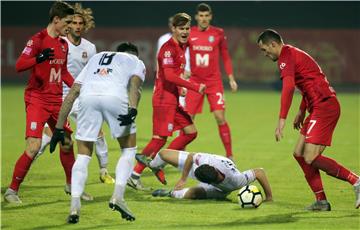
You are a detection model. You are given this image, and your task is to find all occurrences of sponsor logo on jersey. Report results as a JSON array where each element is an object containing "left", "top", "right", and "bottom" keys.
[
  {"left": 208, "top": 36, "right": 215, "bottom": 43},
  {"left": 49, "top": 59, "right": 65, "bottom": 65},
  {"left": 22, "top": 47, "right": 32, "bottom": 55},
  {"left": 163, "top": 57, "right": 174, "bottom": 65},
  {"left": 94, "top": 68, "right": 113, "bottom": 76},
  {"left": 192, "top": 45, "right": 213, "bottom": 52},
  {"left": 168, "top": 123, "right": 174, "bottom": 132},
  {"left": 30, "top": 122, "right": 37, "bottom": 130},
  {"left": 82, "top": 51, "right": 88, "bottom": 59},
  {"left": 279, "top": 62, "right": 286, "bottom": 70}
]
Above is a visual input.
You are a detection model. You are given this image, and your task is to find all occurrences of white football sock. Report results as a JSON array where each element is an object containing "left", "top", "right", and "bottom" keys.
[
  {"left": 95, "top": 135, "right": 109, "bottom": 169},
  {"left": 171, "top": 188, "right": 189, "bottom": 199},
  {"left": 149, "top": 152, "right": 166, "bottom": 168},
  {"left": 113, "top": 147, "right": 136, "bottom": 200},
  {"left": 71, "top": 197, "right": 81, "bottom": 212},
  {"left": 71, "top": 154, "right": 91, "bottom": 198}
]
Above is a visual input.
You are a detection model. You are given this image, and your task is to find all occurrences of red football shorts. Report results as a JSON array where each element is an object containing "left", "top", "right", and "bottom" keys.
[
  {"left": 153, "top": 105, "right": 193, "bottom": 137},
  {"left": 300, "top": 97, "right": 340, "bottom": 146},
  {"left": 25, "top": 101, "right": 72, "bottom": 138},
  {"left": 185, "top": 81, "right": 225, "bottom": 115}
]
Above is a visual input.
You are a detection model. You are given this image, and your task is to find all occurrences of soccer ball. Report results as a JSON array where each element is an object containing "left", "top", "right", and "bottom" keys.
[{"left": 237, "top": 185, "right": 263, "bottom": 208}]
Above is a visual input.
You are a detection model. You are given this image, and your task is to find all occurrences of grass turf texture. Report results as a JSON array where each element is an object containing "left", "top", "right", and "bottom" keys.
[{"left": 1, "top": 86, "right": 359, "bottom": 229}]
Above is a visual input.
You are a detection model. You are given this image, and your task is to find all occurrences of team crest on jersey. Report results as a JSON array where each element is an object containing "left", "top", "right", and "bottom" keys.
[
  {"left": 30, "top": 122, "right": 37, "bottom": 131},
  {"left": 26, "top": 40, "right": 33, "bottom": 47},
  {"left": 208, "top": 36, "right": 215, "bottom": 43},
  {"left": 61, "top": 45, "right": 66, "bottom": 53},
  {"left": 168, "top": 123, "right": 174, "bottom": 132},
  {"left": 82, "top": 52, "right": 88, "bottom": 59}
]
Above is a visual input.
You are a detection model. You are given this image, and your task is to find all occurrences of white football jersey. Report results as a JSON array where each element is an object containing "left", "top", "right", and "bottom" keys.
[
  {"left": 75, "top": 51, "right": 146, "bottom": 102},
  {"left": 192, "top": 153, "right": 255, "bottom": 193},
  {"left": 62, "top": 37, "right": 97, "bottom": 99}
]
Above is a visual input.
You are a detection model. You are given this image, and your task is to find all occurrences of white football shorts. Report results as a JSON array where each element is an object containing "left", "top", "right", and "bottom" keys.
[{"left": 75, "top": 95, "right": 136, "bottom": 142}]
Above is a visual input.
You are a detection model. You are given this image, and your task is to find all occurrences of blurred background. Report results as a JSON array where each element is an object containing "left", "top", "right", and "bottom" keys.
[{"left": 2, "top": 1, "right": 360, "bottom": 90}]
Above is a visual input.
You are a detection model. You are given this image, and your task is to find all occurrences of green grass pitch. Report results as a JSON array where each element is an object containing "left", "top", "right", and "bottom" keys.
[{"left": 1, "top": 85, "right": 359, "bottom": 229}]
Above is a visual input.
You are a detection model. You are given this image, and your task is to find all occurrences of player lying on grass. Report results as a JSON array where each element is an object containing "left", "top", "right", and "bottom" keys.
[{"left": 136, "top": 149, "right": 273, "bottom": 201}]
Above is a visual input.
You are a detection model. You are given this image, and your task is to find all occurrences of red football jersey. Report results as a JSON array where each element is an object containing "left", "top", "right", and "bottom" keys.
[
  {"left": 188, "top": 26, "right": 233, "bottom": 82},
  {"left": 278, "top": 44, "right": 336, "bottom": 118},
  {"left": 16, "top": 29, "right": 74, "bottom": 105},
  {"left": 153, "top": 37, "right": 199, "bottom": 106}
]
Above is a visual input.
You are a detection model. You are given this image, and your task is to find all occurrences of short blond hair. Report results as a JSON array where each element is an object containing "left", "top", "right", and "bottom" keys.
[{"left": 73, "top": 3, "right": 95, "bottom": 32}]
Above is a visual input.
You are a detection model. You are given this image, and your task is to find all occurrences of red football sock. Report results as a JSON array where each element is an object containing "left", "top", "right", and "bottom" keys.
[
  {"left": 294, "top": 155, "right": 326, "bottom": 201},
  {"left": 167, "top": 132, "right": 197, "bottom": 150},
  {"left": 133, "top": 138, "right": 166, "bottom": 175},
  {"left": 9, "top": 151, "right": 34, "bottom": 192},
  {"left": 218, "top": 123, "right": 232, "bottom": 157},
  {"left": 60, "top": 147, "right": 75, "bottom": 185},
  {"left": 312, "top": 154, "right": 359, "bottom": 185}
]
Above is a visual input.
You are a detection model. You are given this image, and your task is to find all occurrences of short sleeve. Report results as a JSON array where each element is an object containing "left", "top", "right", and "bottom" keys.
[
  {"left": 278, "top": 47, "right": 295, "bottom": 79},
  {"left": 159, "top": 45, "right": 177, "bottom": 69},
  {"left": 132, "top": 59, "right": 146, "bottom": 82}
]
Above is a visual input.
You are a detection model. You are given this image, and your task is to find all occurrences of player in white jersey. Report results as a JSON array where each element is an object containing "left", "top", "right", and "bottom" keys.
[
  {"left": 49, "top": 42, "right": 145, "bottom": 224},
  {"left": 37, "top": 3, "right": 115, "bottom": 185},
  {"left": 136, "top": 149, "right": 273, "bottom": 201}
]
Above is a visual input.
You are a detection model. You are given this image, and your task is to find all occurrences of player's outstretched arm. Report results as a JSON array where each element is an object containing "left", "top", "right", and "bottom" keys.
[{"left": 253, "top": 168, "right": 273, "bottom": 202}]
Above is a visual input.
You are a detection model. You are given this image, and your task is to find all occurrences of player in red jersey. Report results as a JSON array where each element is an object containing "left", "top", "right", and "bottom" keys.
[
  {"left": 3, "top": 1, "right": 91, "bottom": 204},
  {"left": 127, "top": 13, "right": 206, "bottom": 190},
  {"left": 257, "top": 29, "right": 360, "bottom": 210},
  {"left": 185, "top": 3, "right": 237, "bottom": 160}
]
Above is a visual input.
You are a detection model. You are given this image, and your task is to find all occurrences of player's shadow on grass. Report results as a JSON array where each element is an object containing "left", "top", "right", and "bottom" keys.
[
  {"left": 23, "top": 222, "right": 131, "bottom": 230},
  {"left": 1, "top": 199, "right": 67, "bottom": 211}
]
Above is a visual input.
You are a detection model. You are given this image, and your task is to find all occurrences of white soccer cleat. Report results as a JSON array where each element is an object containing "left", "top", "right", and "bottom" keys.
[
  {"left": 4, "top": 188, "right": 22, "bottom": 204},
  {"left": 126, "top": 177, "right": 152, "bottom": 191},
  {"left": 353, "top": 178, "right": 360, "bottom": 209},
  {"left": 64, "top": 184, "right": 94, "bottom": 201},
  {"left": 109, "top": 198, "right": 135, "bottom": 221}
]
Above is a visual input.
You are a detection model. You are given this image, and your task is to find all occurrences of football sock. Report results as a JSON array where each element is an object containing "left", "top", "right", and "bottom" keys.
[
  {"left": 133, "top": 138, "right": 166, "bottom": 175},
  {"left": 294, "top": 155, "right": 327, "bottom": 201},
  {"left": 172, "top": 188, "right": 189, "bottom": 199},
  {"left": 95, "top": 135, "right": 109, "bottom": 169},
  {"left": 167, "top": 132, "right": 197, "bottom": 150},
  {"left": 218, "top": 123, "right": 232, "bottom": 157},
  {"left": 60, "top": 147, "right": 76, "bottom": 185},
  {"left": 114, "top": 147, "right": 136, "bottom": 199},
  {"left": 9, "top": 151, "right": 34, "bottom": 191},
  {"left": 149, "top": 153, "right": 167, "bottom": 169},
  {"left": 71, "top": 197, "right": 81, "bottom": 212},
  {"left": 312, "top": 154, "right": 359, "bottom": 185},
  {"left": 38, "top": 133, "right": 51, "bottom": 154},
  {"left": 71, "top": 154, "right": 91, "bottom": 198}
]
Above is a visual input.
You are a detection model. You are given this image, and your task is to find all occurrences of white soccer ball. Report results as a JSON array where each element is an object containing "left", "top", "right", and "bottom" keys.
[{"left": 237, "top": 185, "right": 263, "bottom": 208}]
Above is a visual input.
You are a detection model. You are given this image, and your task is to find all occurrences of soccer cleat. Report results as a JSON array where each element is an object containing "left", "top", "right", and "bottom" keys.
[
  {"left": 109, "top": 198, "right": 135, "bottom": 221},
  {"left": 67, "top": 210, "right": 80, "bottom": 224},
  {"left": 305, "top": 200, "right": 331, "bottom": 211},
  {"left": 126, "top": 177, "right": 152, "bottom": 191},
  {"left": 64, "top": 184, "right": 94, "bottom": 201},
  {"left": 135, "top": 154, "right": 167, "bottom": 185},
  {"left": 354, "top": 178, "right": 360, "bottom": 209},
  {"left": 152, "top": 189, "right": 172, "bottom": 197},
  {"left": 4, "top": 188, "right": 22, "bottom": 204},
  {"left": 99, "top": 172, "right": 115, "bottom": 184}
]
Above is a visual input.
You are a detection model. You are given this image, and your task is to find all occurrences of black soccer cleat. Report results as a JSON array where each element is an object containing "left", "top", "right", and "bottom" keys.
[{"left": 67, "top": 213, "right": 79, "bottom": 224}]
